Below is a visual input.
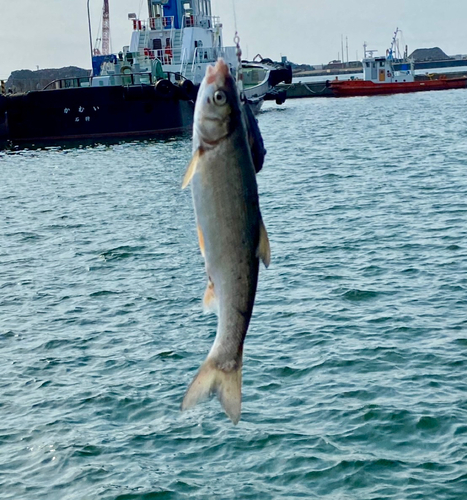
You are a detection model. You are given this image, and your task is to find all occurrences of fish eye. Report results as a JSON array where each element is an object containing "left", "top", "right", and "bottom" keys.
[{"left": 213, "top": 90, "right": 227, "bottom": 106}]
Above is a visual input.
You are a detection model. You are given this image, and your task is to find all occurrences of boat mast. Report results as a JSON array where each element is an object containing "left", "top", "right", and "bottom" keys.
[
  {"left": 387, "top": 27, "right": 400, "bottom": 61},
  {"left": 87, "top": 0, "right": 93, "bottom": 73}
]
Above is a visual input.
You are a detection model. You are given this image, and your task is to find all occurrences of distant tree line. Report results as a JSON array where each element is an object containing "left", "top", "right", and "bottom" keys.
[{"left": 5, "top": 67, "right": 90, "bottom": 93}]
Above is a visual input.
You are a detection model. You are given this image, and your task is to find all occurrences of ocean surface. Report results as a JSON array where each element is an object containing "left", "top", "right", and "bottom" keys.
[{"left": 1, "top": 91, "right": 467, "bottom": 500}]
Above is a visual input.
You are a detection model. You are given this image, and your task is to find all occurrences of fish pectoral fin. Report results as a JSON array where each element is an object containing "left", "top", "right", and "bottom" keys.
[
  {"left": 182, "top": 148, "right": 202, "bottom": 189},
  {"left": 181, "top": 357, "right": 242, "bottom": 425},
  {"left": 257, "top": 219, "right": 271, "bottom": 268},
  {"left": 203, "top": 278, "right": 218, "bottom": 315}
]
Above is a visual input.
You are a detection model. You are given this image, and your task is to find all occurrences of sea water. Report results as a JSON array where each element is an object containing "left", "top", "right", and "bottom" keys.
[{"left": 1, "top": 91, "right": 467, "bottom": 499}]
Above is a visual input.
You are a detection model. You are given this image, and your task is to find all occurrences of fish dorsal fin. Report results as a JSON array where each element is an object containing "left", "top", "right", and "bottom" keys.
[
  {"left": 182, "top": 148, "right": 202, "bottom": 189},
  {"left": 257, "top": 219, "right": 271, "bottom": 268}
]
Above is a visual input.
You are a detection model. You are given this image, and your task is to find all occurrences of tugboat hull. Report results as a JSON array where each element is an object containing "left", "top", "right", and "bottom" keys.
[
  {"left": 329, "top": 76, "right": 467, "bottom": 97},
  {"left": 1, "top": 84, "right": 194, "bottom": 147}
]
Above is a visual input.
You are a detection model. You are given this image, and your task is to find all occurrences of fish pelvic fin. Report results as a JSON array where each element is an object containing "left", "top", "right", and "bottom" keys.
[
  {"left": 181, "top": 357, "right": 242, "bottom": 425},
  {"left": 257, "top": 219, "right": 271, "bottom": 268},
  {"left": 197, "top": 225, "right": 205, "bottom": 258},
  {"left": 203, "top": 278, "right": 218, "bottom": 315},
  {"left": 182, "top": 148, "right": 202, "bottom": 189}
]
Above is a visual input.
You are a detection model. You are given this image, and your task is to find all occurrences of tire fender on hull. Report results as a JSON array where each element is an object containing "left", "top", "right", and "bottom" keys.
[{"left": 155, "top": 79, "right": 175, "bottom": 99}]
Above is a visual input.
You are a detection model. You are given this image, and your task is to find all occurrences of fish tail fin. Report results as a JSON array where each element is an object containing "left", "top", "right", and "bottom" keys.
[{"left": 181, "top": 357, "right": 242, "bottom": 425}]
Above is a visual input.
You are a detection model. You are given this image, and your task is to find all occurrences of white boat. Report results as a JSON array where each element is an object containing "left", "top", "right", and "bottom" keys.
[{"left": 93, "top": 0, "right": 291, "bottom": 110}]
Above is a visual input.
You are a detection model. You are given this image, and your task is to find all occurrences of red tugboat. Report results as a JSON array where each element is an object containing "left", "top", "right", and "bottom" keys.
[{"left": 329, "top": 29, "right": 467, "bottom": 97}]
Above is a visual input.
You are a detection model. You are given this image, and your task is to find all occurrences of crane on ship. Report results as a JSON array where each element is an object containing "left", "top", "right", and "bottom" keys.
[
  {"left": 93, "top": 0, "right": 111, "bottom": 55},
  {"left": 102, "top": 0, "right": 110, "bottom": 55}
]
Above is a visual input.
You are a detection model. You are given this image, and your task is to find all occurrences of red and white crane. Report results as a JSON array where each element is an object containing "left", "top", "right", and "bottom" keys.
[
  {"left": 101, "top": 0, "right": 110, "bottom": 55},
  {"left": 93, "top": 0, "right": 111, "bottom": 56}
]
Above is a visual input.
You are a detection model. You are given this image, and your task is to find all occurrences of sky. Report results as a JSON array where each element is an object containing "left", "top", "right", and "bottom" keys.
[{"left": 1, "top": 0, "right": 467, "bottom": 79}]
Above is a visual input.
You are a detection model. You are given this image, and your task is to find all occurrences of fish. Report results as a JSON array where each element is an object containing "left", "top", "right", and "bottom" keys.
[{"left": 181, "top": 58, "right": 270, "bottom": 424}]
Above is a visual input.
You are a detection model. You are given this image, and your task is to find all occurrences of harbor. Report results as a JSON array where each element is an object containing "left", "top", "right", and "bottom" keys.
[
  {"left": 2, "top": 1, "right": 467, "bottom": 499},
  {"left": 0, "top": 0, "right": 291, "bottom": 147},
  {"left": 2, "top": 92, "right": 467, "bottom": 500},
  {"left": 3, "top": 8, "right": 467, "bottom": 146}
]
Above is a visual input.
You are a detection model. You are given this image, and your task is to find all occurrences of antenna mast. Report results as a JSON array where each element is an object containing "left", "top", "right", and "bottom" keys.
[{"left": 102, "top": 0, "right": 110, "bottom": 55}]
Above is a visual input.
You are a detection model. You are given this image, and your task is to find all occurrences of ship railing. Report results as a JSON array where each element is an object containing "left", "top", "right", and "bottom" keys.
[
  {"left": 43, "top": 77, "right": 93, "bottom": 90},
  {"left": 216, "top": 46, "right": 238, "bottom": 71},
  {"left": 43, "top": 72, "right": 159, "bottom": 91},
  {"left": 187, "top": 47, "right": 224, "bottom": 82},
  {"left": 143, "top": 47, "right": 182, "bottom": 66},
  {"left": 179, "top": 48, "right": 189, "bottom": 77},
  {"left": 132, "top": 16, "right": 175, "bottom": 32},
  {"left": 182, "top": 15, "right": 220, "bottom": 29},
  {"left": 106, "top": 72, "right": 154, "bottom": 86},
  {"left": 148, "top": 16, "right": 175, "bottom": 30},
  {"left": 190, "top": 47, "right": 220, "bottom": 68},
  {"left": 187, "top": 46, "right": 238, "bottom": 80}
]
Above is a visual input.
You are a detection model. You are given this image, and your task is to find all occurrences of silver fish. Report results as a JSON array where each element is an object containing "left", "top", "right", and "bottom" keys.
[{"left": 181, "top": 59, "right": 270, "bottom": 424}]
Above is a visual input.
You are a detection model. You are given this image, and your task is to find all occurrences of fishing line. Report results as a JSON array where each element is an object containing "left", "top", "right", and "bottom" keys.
[
  {"left": 231, "top": 0, "right": 238, "bottom": 34},
  {"left": 138, "top": 0, "right": 144, "bottom": 20}
]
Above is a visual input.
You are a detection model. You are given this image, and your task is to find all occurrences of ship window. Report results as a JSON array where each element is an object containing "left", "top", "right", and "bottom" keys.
[
  {"left": 380, "top": 61, "right": 384, "bottom": 67},
  {"left": 366, "top": 62, "right": 369, "bottom": 67}
]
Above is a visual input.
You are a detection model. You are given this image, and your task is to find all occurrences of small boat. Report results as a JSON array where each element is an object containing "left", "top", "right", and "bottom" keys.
[
  {"left": 0, "top": 0, "right": 291, "bottom": 148},
  {"left": 329, "top": 28, "right": 467, "bottom": 98},
  {"left": 241, "top": 57, "right": 292, "bottom": 113}
]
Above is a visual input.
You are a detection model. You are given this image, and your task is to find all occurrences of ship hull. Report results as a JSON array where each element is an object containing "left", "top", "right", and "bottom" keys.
[
  {"left": 0, "top": 84, "right": 194, "bottom": 147},
  {"left": 329, "top": 77, "right": 467, "bottom": 97}
]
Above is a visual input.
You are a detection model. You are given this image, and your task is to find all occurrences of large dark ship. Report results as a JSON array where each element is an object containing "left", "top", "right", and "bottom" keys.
[
  {"left": 0, "top": 76, "right": 195, "bottom": 147},
  {"left": 0, "top": 0, "right": 291, "bottom": 148}
]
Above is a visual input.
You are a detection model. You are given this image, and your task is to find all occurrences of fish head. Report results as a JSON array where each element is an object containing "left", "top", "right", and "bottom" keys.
[{"left": 194, "top": 59, "right": 242, "bottom": 146}]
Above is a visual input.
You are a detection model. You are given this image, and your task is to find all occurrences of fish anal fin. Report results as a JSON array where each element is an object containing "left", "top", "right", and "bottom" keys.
[
  {"left": 182, "top": 148, "right": 202, "bottom": 189},
  {"left": 181, "top": 357, "right": 242, "bottom": 425},
  {"left": 203, "top": 278, "right": 218, "bottom": 315},
  {"left": 257, "top": 219, "right": 271, "bottom": 268},
  {"left": 197, "top": 225, "right": 205, "bottom": 258}
]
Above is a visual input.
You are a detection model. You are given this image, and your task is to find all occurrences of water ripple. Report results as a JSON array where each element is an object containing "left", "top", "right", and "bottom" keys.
[{"left": 1, "top": 94, "right": 467, "bottom": 499}]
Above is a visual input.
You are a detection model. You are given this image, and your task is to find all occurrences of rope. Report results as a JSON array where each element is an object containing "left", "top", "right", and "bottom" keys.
[{"left": 303, "top": 83, "right": 328, "bottom": 94}]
